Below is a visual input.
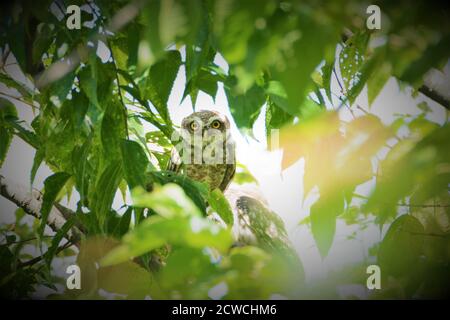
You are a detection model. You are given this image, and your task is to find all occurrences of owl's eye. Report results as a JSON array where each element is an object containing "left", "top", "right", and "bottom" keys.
[
  {"left": 211, "top": 120, "right": 221, "bottom": 129},
  {"left": 190, "top": 121, "right": 200, "bottom": 131}
]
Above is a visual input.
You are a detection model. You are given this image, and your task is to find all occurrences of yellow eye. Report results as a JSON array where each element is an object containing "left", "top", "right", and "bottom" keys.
[
  {"left": 190, "top": 121, "right": 200, "bottom": 131},
  {"left": 211, "top": 120, "right": 221, "bottom": 129}
]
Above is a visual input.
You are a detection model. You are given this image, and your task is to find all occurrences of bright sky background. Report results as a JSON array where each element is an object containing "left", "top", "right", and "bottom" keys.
[{"left": 1, "top": 38, "right": 448, "bottom": 297}]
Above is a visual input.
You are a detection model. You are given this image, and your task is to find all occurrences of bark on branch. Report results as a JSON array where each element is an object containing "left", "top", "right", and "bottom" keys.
[
  {"left": 0, "top": 175, "right": 82, "bottom": 245},
  {"left": 419, "top": 70, "right": 450, "bottom": 111}
]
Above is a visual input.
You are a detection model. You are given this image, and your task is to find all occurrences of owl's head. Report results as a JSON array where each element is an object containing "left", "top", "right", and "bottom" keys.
[
  {"left": 181, "top": 110, "right": 231, "bottom": 138},
  {"left": 177, "top": 110, "right": 235, "bottom": 166}
]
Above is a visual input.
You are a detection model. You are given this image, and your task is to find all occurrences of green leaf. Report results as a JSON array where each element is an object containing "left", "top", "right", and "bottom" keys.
[
  {"left": 185, "top": 42, "right": 216, "bottom": 83},
  {"left": 114, "top": 207, "right": 133, "bottom": 238},
  {"left": 265, "top": 81, "right": 288, "bottom": 112},
  {"left": 150, "top": 171, "right": 209, "bottom": 214},
  {"left": 38, "top": 172, "right": 71, "bottom": 237},
  {"left": 225, "top": 82, "right": 266, "bottom": 130},
  {"left": 93, "top": 161, "right": 123, "bottom": 231},
  {"left": 400, "top": 35, "right": 450, "bottom": 86},
  {"left": 47, "top": 71, "right": 76, "bottom": 105},
  {"left": 320, "top": 58, "right": 335, "bottom": 103},
  {"left": 4, "top": 118, "right": 39, "bottom": 148},
  {"left": 79, "top": 66, "right": 99, "bottom": 108},
  {"left": 208, "top": 188, "right": 234, "bottom": 226},
  {"left": 365, "top": 121, "right": 449, "bottom": 226},
  {"left": 120, "top": 140, "right": 150, "bottom": 190},
  {"left": 0, "top": 96, "right": 17, "bottom": 120},
  {"left": 310, "top": 194, "right": 344, "bottom": 258},
  {"left": 61, "top": 91, "right": 89, "bottom": 128},
  {"left": 101, "top": 99, "right": 127, "bottom": 160},
  {"left": 159, "top": 247, "right": 219, "bottom": 298},
  {"left": 272, "top": 12, "right": 338, "bottom": 115},
  {"left": 32, "top": 23, "right": 54, "bottom": 65},
  {"left": 141, "top": 0, "right": 187, "bottom": 63},
  {"left": 378, "top": 215, "right": 425, "bottom": 277},
  {"left": 0, "top": 126, "right": 12, "bottom": 167},
  {"left": 367, "top": 62, "right": 391, "bottom": 106},
  {"left": 183, "top": 69, "right": 220, "bottom": 106},
  {"left": 265, "top": 100, "right": 294, "bottom": 143},
  {"left": 101, "top": 214, "right": 232, "bottom": 267},
  {"left": 0, "top": 74, "right": 33, "bottom": 99},
  {"left": 345, "top": 47, "right": 385, "bottom": 105},
  {"left": 45, "top": 215, "right": 76, "bottom": 266},
  {"left": 131, "top": 184, "right": 201, "bottom": 219},
  {"left": 97, "top": 260, "right": 159, "bottom": 299},
  {"left": 101, "top": 184, "right": 232, "bottom": 266},
  {"left": 72, "top": 137, "right": 91, "bottom": 206},
  {"left": 144, "top": 50, "right": 182, "bottom": 124},
  {"left": 339, "top": 31, "right": 369, "bottom": 93},
  {"left": 30, "top": 148, "right": 44, "bottom": 186}
]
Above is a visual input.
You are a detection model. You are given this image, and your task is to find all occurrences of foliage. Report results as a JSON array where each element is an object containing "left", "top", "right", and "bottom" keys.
[{"left": 0, "top": 0, "right": 449, "bottom": 299}]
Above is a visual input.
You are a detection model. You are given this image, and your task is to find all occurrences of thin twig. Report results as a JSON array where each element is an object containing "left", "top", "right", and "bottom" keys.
[
  {"left": 18, "top": 241, "right": 73, "bottom": 268},
  {"left": 0, "top": 235, "right": 52, "bottom": 246},
  {"left": 355, "top": 104, "right": 369, "bottom": 115}
]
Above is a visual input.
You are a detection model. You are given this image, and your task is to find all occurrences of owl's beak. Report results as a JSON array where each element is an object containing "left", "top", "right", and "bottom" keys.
[{"left": 202, "top": 127, "right": 221, "bottom": 143}]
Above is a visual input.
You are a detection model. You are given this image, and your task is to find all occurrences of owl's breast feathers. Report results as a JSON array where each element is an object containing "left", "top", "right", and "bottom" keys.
[{"left": 168, "top": 130, "right": 236, "bottom": 192}]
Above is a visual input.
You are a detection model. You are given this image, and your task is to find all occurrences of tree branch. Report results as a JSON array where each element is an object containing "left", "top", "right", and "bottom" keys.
[
  {"left": 418, "top": 84, "right": 450, "bottom": 111},
  {"left": 0, "top": 175, "right": 82, "bottom": 245},
  {"left": 17, "top": 240, "right": 73, "bottom": 268}
]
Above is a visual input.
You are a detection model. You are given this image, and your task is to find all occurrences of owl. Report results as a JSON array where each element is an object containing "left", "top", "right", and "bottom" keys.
[
  {"left": 166, "top": 111, "right": 304, "bottom": 292},
  {"left": 167, "top": 110, "right": 236, "bottom": 192}
]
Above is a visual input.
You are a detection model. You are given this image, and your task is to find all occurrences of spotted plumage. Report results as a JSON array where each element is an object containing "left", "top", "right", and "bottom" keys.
[
  {"left": 167, "top": 110, "right": 236, "bottom": 192},
  {"left": 167, "top": 111, "right": 304, "bottom": 294}
]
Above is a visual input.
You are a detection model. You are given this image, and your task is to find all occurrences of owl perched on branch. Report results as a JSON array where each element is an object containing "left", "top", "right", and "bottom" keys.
[
  {"left": 167, "top": 110, "right": 236, "bottom": 192},
  {"left": 167, "top": 110, "right": 304, "bottom": 287}
]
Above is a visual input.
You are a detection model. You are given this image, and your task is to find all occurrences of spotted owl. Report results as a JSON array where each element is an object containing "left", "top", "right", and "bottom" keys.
[
  {"left": 167, "top": 110, "right": 236, "bottom": 192},
  {"left": 167, "top": 110, "right": 304, "bottom": 293}
]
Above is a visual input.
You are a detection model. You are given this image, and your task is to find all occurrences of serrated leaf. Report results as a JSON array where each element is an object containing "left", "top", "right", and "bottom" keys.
[
  {"left": 93, "top": 161, "right": 123, "bottom": 231},
  {"left": 121, "top": 139, "right": 150, "bottom": 190},
  {"left": 38, "top": 172, "right": 71, "bottom": 237},
  {"left": 144, "top": 50, "right": 181, "bottom": 124}
]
